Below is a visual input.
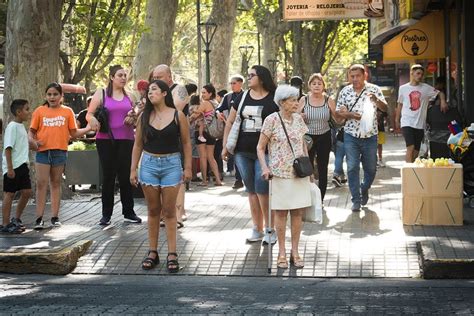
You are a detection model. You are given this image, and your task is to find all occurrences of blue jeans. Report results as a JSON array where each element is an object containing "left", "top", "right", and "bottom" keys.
[
  {"left": 334, "top": 140, "right": 345, "bottom": 177},
  {"left": 344, "top": 133, "right": 377, "bottom": 209},
  {"left": 234, "top": 152, "right": 268, "bottom": 194}
]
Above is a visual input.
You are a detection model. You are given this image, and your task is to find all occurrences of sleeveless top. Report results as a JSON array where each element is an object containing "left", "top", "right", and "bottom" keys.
[
  {"left": 96, "top": 93, "right": 135, "bottom": 140},
  {"left": 143, "top": 113, "right": 180, "bottom": 154},
  {"left": 303, "top": 95, "right": 331, "bottom": 135}
]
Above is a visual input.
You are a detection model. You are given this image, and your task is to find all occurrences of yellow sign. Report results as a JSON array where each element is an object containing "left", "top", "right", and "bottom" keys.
[
  {"left": 383, "top": 11, "right": 445, "bottom": 62},
  {"left": 283, "top": 0, "right": 384, "bottom": 21}
]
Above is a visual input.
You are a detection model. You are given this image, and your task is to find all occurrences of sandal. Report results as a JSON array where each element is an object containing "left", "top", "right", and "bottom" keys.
[
  {"left": 160, "top": 219, "right": 165, "bottom": 227},
  {"left": 290, "top": 254, "right": 304, "bottom": 269},
  {"left": 181, "top": 214, "right": 188, "bottom": 222},
  {"left": 142, "top": 250, "right": 159, "bottom": 270},
  {"left": 177, "top": 221, "right": 184, "bottom": 229},
  {"left": 277, "top": 256, "right": 288, "bottom": 269},
  {"left": 197, "top": 182, "right": 208, "bottom": 187},
  {"left": 167, "top": 252, "right": 179, "bottom": 273}
]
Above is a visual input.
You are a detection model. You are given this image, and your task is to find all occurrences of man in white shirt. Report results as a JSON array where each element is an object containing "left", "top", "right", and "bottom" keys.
[
  {"left": 336, "top": 64, "right": 387, "bottom": 212},
  {"left": 395, "top": 64, "right": 447, "bottom": 162}
]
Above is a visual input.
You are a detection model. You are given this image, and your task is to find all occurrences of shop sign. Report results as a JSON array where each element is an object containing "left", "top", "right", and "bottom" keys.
[
  {"left": 283, "top": 0, "right": 384, "bottom": 21},
  {"left": 401, "top": 29, "right": 428, "bottom": 56}
]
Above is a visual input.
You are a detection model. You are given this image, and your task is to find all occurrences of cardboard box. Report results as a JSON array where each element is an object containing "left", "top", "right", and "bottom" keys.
[
  {"left": 402, "top": 196, "right": 463, "bottom": 225},
  {"left": 401, "top": 163, "right": 463, "bottom": 225}
]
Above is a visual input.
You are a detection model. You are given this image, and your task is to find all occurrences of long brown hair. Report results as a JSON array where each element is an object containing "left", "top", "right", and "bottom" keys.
[{"left": 106, "top": 65, "right": 128, "bottom": 97}]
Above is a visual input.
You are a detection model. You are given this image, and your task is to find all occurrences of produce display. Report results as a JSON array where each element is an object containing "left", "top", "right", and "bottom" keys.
[
  {"left": 68, "top": 141, "right": 96, "bottom": 151},
  {"left": 414, "top": 157, "right": 454, "bottom": 167}
]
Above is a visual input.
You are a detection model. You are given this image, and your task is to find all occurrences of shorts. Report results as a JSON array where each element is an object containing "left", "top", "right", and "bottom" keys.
[
  {"left": 139, "top": 152, "right": 182, "bottom": 188},
  {"left": 3, "top": 163, "right": 32, "bottom": 193},
  {"left": 402, "top": 127, "right": 424, "bottom": 151},
  {"left": 377, "top": 131, "right": 385, "bottom": 145},
  {"left": 234, "top": 151, "right": 269, "bottom": 194},
  {"left": 36, "top": 150, "right": 68, "bottom": 166},
  {"left": 195, "top": 131, "right": 216, "bottom": 145}
]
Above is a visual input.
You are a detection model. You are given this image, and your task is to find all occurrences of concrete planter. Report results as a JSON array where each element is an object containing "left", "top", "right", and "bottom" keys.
[{"left": 65, "top": 150, "right": 102, "bottom": 186}]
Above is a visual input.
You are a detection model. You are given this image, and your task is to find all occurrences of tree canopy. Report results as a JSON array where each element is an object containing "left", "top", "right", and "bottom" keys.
[{"left": 3, "top": 0, "right": 370, "bottom": 95}]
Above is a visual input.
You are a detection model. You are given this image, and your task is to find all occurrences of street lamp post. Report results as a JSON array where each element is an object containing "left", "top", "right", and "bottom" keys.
[
  {"left": 238, "top": 45, "right": 254, "bottom": 84},
  {"left": 267, "top": 59, "right": 279, "bottom": 82},
  {"left": 199, "top": 22, "right": 217, "bottom": 84}
]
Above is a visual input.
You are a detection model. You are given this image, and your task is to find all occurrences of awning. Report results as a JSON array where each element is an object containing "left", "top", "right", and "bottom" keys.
[{"left": 383, "top": 11, "right": 445, "bottom": 63}]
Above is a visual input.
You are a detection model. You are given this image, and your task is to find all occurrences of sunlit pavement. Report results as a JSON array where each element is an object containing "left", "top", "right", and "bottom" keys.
[{"left": 1, "top": 134, "right": 473, "bottom": 278}]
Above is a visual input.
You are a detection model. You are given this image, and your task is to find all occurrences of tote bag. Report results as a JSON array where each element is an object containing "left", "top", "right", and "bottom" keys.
[{"left": 226, "top": 90, "right": 248, "bottom": 154}]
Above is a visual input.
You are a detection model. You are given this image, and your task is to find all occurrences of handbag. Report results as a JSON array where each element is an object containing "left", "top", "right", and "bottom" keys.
[
  {"left": 206, "top": 111, "right": 225, "bottom": 139},
  {"left": 303, "top": 182, "right": 323, "bottom": 223},
  {"left": 278, "top": 113, "right": 313, "bottom": 178},
  {"left": 226, "top": 90, "right": 248, "bottom": 154},
  {"left": 94, "top": 89, "right": 112, "bottom": 135}
]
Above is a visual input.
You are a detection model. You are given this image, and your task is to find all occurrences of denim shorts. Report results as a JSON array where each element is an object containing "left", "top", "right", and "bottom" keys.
[
  {"left": 36, "top": 150, "right": 68, "bottom": 166},
  {"left": 234, "top": 152, "right": 269, "bottom": 194},
  {"left": 139, "top": 152, "right": 183, "bottom": 188}
]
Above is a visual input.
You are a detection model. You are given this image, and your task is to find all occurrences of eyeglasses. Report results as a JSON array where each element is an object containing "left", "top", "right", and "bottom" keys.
[
  {"left": 247, "top": 73, "right": 258, "bottom": 79},
  {"left": 230, "top": 82, "right": 238, "bottom": 85}
]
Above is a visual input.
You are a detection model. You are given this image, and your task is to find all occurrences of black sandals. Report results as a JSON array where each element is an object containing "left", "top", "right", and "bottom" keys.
[
  {"left": 167, "top": 252, "right": 179, "bottom": 273},
  {"left": 142, "top": 250, "right": 159, "bottom": 270}
]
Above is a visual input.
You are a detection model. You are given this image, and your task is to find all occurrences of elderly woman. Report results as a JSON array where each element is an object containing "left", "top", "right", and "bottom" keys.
[
  {"left": 257, "top": 85, "right": 311, "bottom": 269},
  {"left": 222, "top": 65, "right": 279, "bottom": 244}
]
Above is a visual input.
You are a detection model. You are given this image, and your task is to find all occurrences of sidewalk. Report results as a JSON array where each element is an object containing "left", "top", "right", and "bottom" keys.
[{"left": 0, "top": 134, "right": 473, "bottom": 277}]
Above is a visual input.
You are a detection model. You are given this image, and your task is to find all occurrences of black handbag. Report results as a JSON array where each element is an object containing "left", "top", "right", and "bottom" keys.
[
  {"left": 94, "top": 89, "right": 111, "bottom": 134},
  {"left": 278, "top": 113, "right": 313, "bottom": 178}
]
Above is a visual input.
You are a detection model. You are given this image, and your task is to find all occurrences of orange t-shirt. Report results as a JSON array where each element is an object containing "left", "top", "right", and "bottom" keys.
[{"left": 30, "top": 105, "right": 77, "bottom": 151}]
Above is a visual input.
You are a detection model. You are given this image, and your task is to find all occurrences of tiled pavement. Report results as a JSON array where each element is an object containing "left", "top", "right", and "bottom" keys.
[{"left": 1, "top": 134, "right": 473, "bottom": 277}]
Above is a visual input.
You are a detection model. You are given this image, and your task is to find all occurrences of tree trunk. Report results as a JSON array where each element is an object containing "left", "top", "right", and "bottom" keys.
[
  {"left": 208, "top": 0, "right": 237, "bottom": 90},
  {"left": 3, "top": 0, "right": 63, "bottom": 194},
  {"left": 291, "top": 21, "right": 303, "bottom": 78},
  {"left": 132, "top": 0, "right": 178, "bottom": 82},
  {"left": 254, "top": 1, "right": 290, "bottom": 70}
]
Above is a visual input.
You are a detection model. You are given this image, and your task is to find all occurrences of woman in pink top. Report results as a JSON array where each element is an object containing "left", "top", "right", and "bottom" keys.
[{"left": 87, "top": 65, "right": 142, "bottom": 226}]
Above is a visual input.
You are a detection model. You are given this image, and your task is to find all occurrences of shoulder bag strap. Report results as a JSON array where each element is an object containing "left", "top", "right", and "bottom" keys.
[
  {"left": 348, "top": 88, "right": 366, "bottom": 112},
  {"left": 101, "top": 88, "right": 106, "bottom": 108},
  {"left": 278, "top": 113, "right": 296, "bottom": 159},
  {"left": 235, "top": 90, "right": 248, "bottom": 122}
]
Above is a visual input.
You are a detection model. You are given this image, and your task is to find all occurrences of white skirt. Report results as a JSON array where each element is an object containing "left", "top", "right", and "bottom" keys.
[{"left": 271, "top": 176, "right": 312, "bottom": 210}]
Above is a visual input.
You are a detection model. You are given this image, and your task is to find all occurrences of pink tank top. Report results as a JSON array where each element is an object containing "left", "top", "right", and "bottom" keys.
[{"left": 96, "top": 94, "right": 135, "bottom": 140}]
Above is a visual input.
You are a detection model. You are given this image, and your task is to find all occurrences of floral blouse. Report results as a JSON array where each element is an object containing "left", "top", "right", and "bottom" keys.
[{"left": 261, "top": 112, "right": 308, "bottom": 179}]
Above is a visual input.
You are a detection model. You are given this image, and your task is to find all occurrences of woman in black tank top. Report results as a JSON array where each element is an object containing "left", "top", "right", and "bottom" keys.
[{"left": 130, "top": 80, "right": 192, "bottom": 273}]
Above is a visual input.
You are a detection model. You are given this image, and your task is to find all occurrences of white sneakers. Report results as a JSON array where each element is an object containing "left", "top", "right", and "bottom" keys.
[{"left": 246, "top": 226, "right": 264, "bottom": 242}]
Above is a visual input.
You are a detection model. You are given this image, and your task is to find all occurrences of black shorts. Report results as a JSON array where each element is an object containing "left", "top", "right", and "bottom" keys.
[
  {"left": 194, "top": 131, "right": 216, "bottom": 145},
  {"left": 402, "top": 127, "right": 424, "bottom": 151},
  {"left": 3, "top": 163, "right": 32, "bottom": 193}
]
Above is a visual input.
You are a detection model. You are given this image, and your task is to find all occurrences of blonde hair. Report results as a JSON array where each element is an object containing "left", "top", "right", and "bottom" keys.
[{"left": 307, "top": 73, "right": 326, "bottom": 90}]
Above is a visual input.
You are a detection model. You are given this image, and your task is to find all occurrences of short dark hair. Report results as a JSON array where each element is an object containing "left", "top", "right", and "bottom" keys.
[
  {"left": 185, "top": 83, "right": 198, "bottom": 95},
  {"left": 189, "top": 95, "right": 200, "bottom": 106},
  {"left": 217, "top": 89, "right": 228, "bottom": 98},
  {"left": 10, "top": 99, "right": 28, "bottom": 116}
]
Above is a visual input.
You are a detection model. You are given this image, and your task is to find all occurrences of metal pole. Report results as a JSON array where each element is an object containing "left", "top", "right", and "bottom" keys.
[
  {"left": 257, "top": 32, "right": 261, "bottom": 65},
  {"left": 205, "top": 44, "right": 211, "bottom": 84},
  {"left": 197, "top": 0, "right": 202, "bottom": 90},
  {"left": 267, "top": 177, "right": 273, "bottom": 274}
]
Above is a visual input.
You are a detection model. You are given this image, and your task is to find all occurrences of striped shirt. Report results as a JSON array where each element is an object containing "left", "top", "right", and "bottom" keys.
[{"left": 303, "top": 95, "right": 331, "bottom": 135}]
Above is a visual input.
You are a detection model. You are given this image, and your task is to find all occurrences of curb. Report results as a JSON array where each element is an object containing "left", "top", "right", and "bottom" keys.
[
  {"left": 418, "top": 241, "right": 474, "bottom": 279},
  {"left": 0, "top": 240, "right": 92, "bottom": 275}
]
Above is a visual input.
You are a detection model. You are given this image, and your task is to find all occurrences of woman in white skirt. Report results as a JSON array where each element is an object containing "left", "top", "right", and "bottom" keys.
[{"left": 257, "top": 85, "right": 312, "bottom": 269}]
